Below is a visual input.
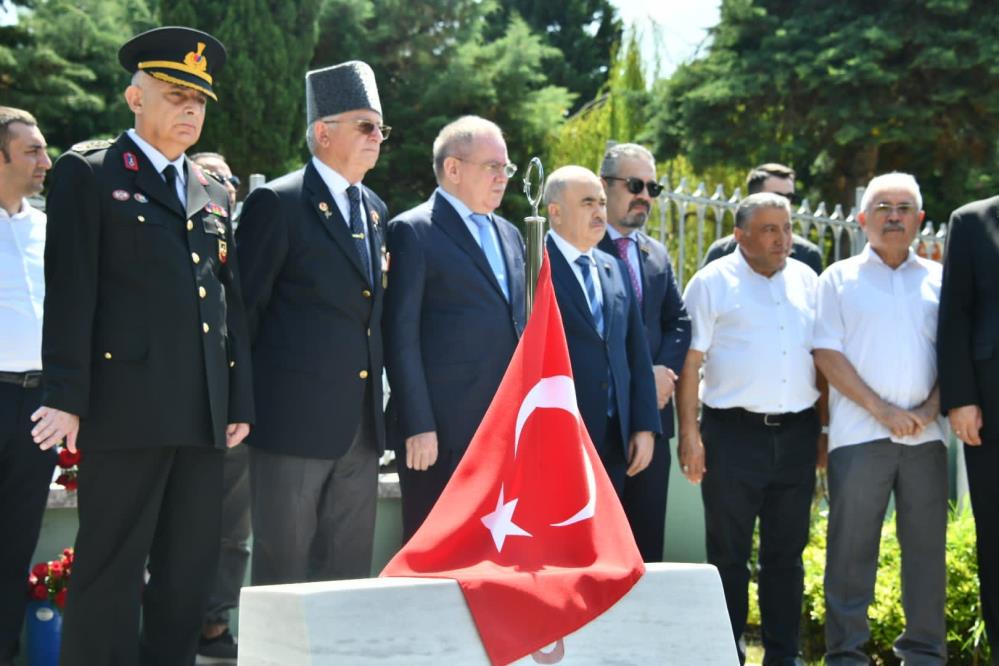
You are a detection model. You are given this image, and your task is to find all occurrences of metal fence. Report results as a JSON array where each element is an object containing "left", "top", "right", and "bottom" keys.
[{"left": 645, "top": 178, "right": 948, "bottom": 286}]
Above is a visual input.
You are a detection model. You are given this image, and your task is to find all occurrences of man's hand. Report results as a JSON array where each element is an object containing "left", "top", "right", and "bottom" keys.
[
  {"left": 406, "top": 431, "right": 439, "bottom": 471},
  {"left": 626, "top": 431, "right": 654, "bottom": 477},
  {"left": 677, "top": 429, "right": 706, "bottom": 484},
  {"left": 872, "top": 401, "right": 923, "bottom": 439},
  {"left": 30, "top": 406, "right": 80, "bottom": 452},
  {"left": 226, "top": 423, "right": 250, "bottom": 448},
  {"left": 653, "top": 365, "right": 677, "bottom": 410},
  {"left": 949, "top": 404, "right": 983, "bottom": 446}
]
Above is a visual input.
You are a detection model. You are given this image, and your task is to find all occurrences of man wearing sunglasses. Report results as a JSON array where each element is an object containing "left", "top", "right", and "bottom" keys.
[
  {"left": 702, "top": 163, "right": 824, "bottom": 275},
  {"left": 384, "top": 116, "right": 527, "bottom": 540},
  {"left": 597, "top": 143, "right": 691, "bottom": 563},
  {"left": 236, "top": 61, "right": 389, "bottom": 589}
]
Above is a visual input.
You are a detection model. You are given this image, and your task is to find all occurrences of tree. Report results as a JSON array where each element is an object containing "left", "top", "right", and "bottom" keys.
[
  {"left": 160, "top": 0, "right": 323, "bottom": 182},
  {"left": 649, "top": 0, "right": 999, "bottom": 221}
]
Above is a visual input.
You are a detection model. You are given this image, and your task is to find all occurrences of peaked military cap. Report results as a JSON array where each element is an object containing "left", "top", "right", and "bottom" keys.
[
  {"left": 118, "top": 27, "right": 226, "bottom": 101},
  {"left": 306, "top": 61, "right": 381, "bottom": 125}
]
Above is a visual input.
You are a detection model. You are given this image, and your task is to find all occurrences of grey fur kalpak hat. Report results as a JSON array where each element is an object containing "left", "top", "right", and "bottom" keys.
[{"left": 306, "top": 60, "right": 381, "bottom": 125}]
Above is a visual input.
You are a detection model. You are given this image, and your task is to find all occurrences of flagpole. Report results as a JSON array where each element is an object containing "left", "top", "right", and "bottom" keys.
[{"left": 522, "top": 157, "right": 546, "bottom": 318}]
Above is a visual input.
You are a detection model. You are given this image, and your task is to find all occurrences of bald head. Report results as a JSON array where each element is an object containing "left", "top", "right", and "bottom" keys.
[{"left": 545, "top": 165, "right": 607, "bottom": 252}]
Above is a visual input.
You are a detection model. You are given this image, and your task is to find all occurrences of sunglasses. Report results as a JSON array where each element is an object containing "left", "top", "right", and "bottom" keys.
[
  {"left": 205, "top": 172, "right": 240, "bottom": 188},
  {"left": 603, "top": 176, "right": 663, "bottom": 198},
  {"left": 323, "top": 118, "right": 392, "bottom": 140}
]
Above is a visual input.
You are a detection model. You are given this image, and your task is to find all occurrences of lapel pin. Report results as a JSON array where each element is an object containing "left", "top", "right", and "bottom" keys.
[
  {"left": 133, "top": 192, "right": 148, "bottom": 203},
  {"left": 318, "top": 201, "right": 332, "bottom": 218},
  {"left": 123, "top": 152, "right": 139, "bottom": 172},
  {"left": 218, "top": 239, "right": 228, "bottom": 264},
  {"left": 112, "top": 190, "right": 130, "bottom": 201},
  {"left": 371, "top": 210, "right": 380, "bottom": 224}
]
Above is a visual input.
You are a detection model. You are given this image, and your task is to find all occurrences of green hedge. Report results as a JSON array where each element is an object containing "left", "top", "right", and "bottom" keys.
[{"left": 747, "top": 503, "right": 990, "bottom": 664}]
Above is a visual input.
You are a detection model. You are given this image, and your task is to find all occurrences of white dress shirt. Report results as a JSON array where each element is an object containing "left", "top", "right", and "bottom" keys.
[
  {"left": 813, "top": 244, "right": 944, "bottom": 451},
  {"left": 684, "top": 249, "right": 819, "bottom": 413},
  {"left": 311, "top": 156, "right": 373, "bottom": 268},
  {"left": 0, "top": 199, "right": 45, "bottom": 371},
  {"left": 547, "top": 229, "right": 604, "bottom": 309},
  {"left": 605, "top": 224, "right": 643, "bottom": 301},
  {"left": 435, "top": 187, "right": 503, "bottom": 259},
  {"left": 127, "top": 128, "right": 186, "bottom": 207}
]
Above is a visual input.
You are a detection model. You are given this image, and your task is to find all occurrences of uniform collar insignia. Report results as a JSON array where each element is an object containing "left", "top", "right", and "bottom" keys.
[{"left": 123, "top": 152, "right": 139, "bottom": 172}]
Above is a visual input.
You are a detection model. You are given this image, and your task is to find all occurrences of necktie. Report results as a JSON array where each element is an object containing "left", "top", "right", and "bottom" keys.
[
  {"left": 162, "top": 164, "right": 183, "bottom": 210},
  {"left": 471, "top": 214, "right": 509, "bottom": 301},
  {"left": 614, "top": 237, "right": 643, "bottom": 306},
  {"left": 346, "top": 186, "right": 373, "bottom": 285},
  {"left": 574, "top": 255, "right": 604, "bottom": 337}
]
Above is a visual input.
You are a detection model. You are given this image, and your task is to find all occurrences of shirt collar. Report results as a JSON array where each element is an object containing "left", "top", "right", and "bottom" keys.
[
  {"left": 548, "top": 229, "right": 594, "bottom": 266},
  {"left": 0, "top": 198, "right": 31, "bottom": 221},
  {"left": 435, "top": 186, "right": 482, "bottom": 225},
  {"left": 859, "top": 243, "right": 918, "bottom": 269},
  {"left": 605, "top": 224, "right": 636, "bottom": 241},
  {"left": 127, "top": 129, "right": 186, "bottom": 185},
  {"left": 311, "top": 156, "right": 357, "bottom": 197}
]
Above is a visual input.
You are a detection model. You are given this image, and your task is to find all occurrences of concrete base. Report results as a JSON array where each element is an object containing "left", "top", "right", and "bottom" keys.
[{"left": 238, "top": 563, "right": 738, "bottom": 665}]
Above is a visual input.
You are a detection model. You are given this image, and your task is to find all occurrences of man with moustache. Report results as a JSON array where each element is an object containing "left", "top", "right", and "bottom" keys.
[
  {"left": 678, "top": 193, "right": 820, "bottom": 665},
  {"left": 0, "top": 106, "right": 54, "bottom": 666},
  {"left": 32, "top": 27, "right": 253, "bottom": 665},
  {"left": 237, "top": 61, "right": 389, "bottom": 586},
  {"left": 702, "top": 163, "right": 823, "bottom": 274},
  {"left": 384, "top": 116, "right": 526, "bottom": 539},
  {"left": 543, "top": 165, "right": 659, "bottom": 492},
  {"left": 596, "top": 143, "right": 690, "bottom": 562}
]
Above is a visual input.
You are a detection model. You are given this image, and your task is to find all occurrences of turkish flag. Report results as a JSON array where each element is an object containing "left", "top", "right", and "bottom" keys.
[{"left": 381, "top": 249, "right": 644, "bottom": 666}]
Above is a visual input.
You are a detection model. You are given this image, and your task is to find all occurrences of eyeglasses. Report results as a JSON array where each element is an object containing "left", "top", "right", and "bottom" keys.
[
  {"left": 205, "top": 172, "right": 240, "bottom": 188},
  {"left": 323, "top": 119, "right": 392, "bottom": 140},
  {"left": 602, "top": 176, "right": 663, "bottom": 198},
  {"left": 872, "top": 202, "right": 917, "bottom": 216},
  {"left": 454, "top": 158, "right": 517, "bottom": 178}
]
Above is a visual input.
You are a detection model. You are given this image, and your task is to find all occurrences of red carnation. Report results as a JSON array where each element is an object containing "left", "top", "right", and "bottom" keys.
[
  {"left": 48, "top": 561, "right": 63, "bottom": 580},
  {"left": 58, "top": 448, "right": 81, "bottom": 468},
  {"left": 61, "top": 548, "right": 74, "bottom": 565},
  {"left": 54, "top": 589, "right": 68, "bottom": 609},
  {"left": 31, "top": 583, "right": 48, "bottom": 601},
  {"left": 64, "top": 478, "right": 78, "bottom": 491},
  {"left": 55, "top": 473, "right": 68, "bottom": 486},
  {"left": 27, "top": 574, "right": 38, "bottom": 587},
  {"left": 31, "top": 563, "right": 49, "bottom": 580}
]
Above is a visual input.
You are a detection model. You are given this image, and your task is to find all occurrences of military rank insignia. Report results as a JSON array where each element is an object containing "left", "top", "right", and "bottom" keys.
[
  {"left": 123, "top": 152, "right": 139, "bottom": 172},
  {"left": 218, "top": 239, "right": 228, "bottom": 264},
  {"left": 204, "top": 202, "right": 228, "bottom": 217}
]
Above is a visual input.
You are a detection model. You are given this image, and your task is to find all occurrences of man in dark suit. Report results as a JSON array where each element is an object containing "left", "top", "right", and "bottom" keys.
[
  {"left": 384, "top": 116, "right": 526, "bottom": 540},
  {"left": 543, "top": 165, "right": 660, "bottom": 493},
  {"left": 597, "top": 143, "right": 691, "bottom": 562},
  {"left": 31, "top": 28, "right": 253, "bottom": 665},
  {"left": 702, "top": 163, "right": 824, "bottom": 274},
  {"left": 938, "top": 194, "right": 999, "bottom": 656},
  {"left": 237, "top": 61, "right": 389, "bottom": 587}
]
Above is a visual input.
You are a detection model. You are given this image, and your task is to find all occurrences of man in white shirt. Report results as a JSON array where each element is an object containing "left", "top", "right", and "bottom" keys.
[
  {"left": 678, "top": 192, "right": 820, "bottom": 665},
  {"left": 813, "top": 173, "right": 946, "bottom": 665},
  {"left": 0, "top": 106, "right": 53, "bottom": 666}
]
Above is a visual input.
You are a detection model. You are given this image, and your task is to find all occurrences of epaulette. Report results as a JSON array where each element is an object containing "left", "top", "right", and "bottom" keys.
[{"left": 69, "top": 139, "right": 113, "bottom": 154}]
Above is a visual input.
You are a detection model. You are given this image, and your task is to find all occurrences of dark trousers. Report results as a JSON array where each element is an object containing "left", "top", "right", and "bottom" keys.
[
  {"left": 0, "top": 384, "right": 56, "bottom": 663},
  {"left": 596, "top": 412, "right": 627, "bottom": 498},
  {"left": 250, "top": 415, "right": 378, "bottom": 584},
  {"left": 60, "top": 446, "right": 224, "bottom": 666},
  {"left": 623, "top": 431, "right": 671, "bottom": 562},
  {"left": 965, "top": 441, "right": 999, "bottom": 664},
  {"left": 700, "top": 406, "right": 818, "bottom": 666},
  {"left": 398, "top": 446, "right": 463, "bottom": 541},
  {"left": 203, "top": 442, "right": 250, "bottom": 627}
]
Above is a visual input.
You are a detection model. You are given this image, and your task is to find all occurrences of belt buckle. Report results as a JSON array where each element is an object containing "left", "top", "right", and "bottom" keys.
[
  {"left": 21, "top": 371, "right": 40, "bottom": 388},
  {"left": 763, "top": 413, "right": 781, "bottom": 427}
]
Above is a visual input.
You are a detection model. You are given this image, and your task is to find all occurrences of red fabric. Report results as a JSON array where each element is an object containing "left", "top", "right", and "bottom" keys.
[{"left": 381, "top": 250, "right": 644, "bottom": 666}]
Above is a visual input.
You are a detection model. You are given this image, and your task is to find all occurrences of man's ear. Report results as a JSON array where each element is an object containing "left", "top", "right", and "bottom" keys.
[
  {"left": 733, "top": 226, "right": 744, "bottom": 242},
  {"left": 124, "top": 85, "right": 142, "bottom": 114},
  {"left": 547, "top": 201, "right": 559, "bottom": 225}
]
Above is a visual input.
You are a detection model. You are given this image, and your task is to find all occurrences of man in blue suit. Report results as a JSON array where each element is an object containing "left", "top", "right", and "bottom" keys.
[
  {"left": 236, "top": 61, "right": 389, "bottom": 587},
  {"left": 384, "top": 116, "right": 526, "bottom": 539},
  {"left": 597, "top": 143, "right": 691, "bottom": 562},
  {"left": 543, "top": 165, "right": 660, "bottom": 493}
]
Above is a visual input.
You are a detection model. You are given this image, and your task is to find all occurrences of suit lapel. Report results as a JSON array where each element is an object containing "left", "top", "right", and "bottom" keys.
[
  {"left": 597, "top": 252, "right": 618, "bottom": 341},
  {"left": 183, "top": 158, "right": 212, "bottom": 221},
  {"left": 432, "top": 193, "right": 506, "bottom": 299},
  {"left": 635, "top": 232, "right": 655, "bottom": 323},
  {"left": 547, "top": 236, "right": 602, "bottom": 338},
  {"left": 498, "top": 221, "right": 525, "bottom": 325},
  {"left": 303, "top": 162, "right": 368, "bottom": 282},
  {"left": 361, "top": 188, "right": 382, "bottom": 291},
  {"left": 120, "top": 135, "right": 185, "bottom": 218}
]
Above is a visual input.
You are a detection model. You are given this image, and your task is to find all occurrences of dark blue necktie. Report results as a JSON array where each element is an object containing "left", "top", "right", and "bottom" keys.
[{"left": 346, "top": 186, "right": 372, "bottom": 285}]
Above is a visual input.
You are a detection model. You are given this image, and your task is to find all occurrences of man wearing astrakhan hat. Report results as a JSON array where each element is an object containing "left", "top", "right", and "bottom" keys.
[
  {"left": 30, "top": 26, "right": 254, "bottom": 665},
  {"left": 236, "top": 62, "right": 389, "bottom": 585}
]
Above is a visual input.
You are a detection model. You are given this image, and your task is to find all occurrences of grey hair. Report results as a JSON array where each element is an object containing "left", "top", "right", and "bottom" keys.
[
  {"left": 432, "top": 115, "right": 504, "bottom": 183},
  {"left": 599, "top": 142, "right": 655, "bottom": 177},
  {"left": 542, "top": 165, "right": 597, "bottom": 206},
  {"left": 859, "top": 172, "right": 923, "bottom": 213},
  {"left": 735, "top": 192, "right": 792, "bottom": 229},
  {"left": 305, "top": 121, "right": 320, "bottom": 155}
]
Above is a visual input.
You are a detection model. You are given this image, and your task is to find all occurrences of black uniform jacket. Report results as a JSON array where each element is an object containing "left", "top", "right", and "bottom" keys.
[{"left": 41, "top": 133, "right": 255, "bottom": 450}]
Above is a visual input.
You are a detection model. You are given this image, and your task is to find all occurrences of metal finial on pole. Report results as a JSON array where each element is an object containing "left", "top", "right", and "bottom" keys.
[{"left": 522, "top": 157, "right": 546, "bottom": 318}]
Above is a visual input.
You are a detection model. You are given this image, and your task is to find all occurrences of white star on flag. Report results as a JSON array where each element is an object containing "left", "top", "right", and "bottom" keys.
[{"left": 481, "top": 485, "right": 532, "bottom": 552}]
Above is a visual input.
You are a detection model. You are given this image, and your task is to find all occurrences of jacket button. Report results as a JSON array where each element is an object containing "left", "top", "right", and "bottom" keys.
[
  {"left": 229, "top": 360, "right": 235, "bottom": 368},
  {"left": 367, "top": 328, "right": 371, "bottom": 337},
  {"left": 192, "top": 252, "right": 200, "bottom": 264},
  {"left": 137, "top": 215, "right": 145, "bottom": 223},
  {"left": 362, "top": 289, "right": 371, "bottom": 298},
  {"left": 359, "top": 370, "right": 369, "bottom": 379},
  {"left": 104, "top": 352, "right": 112, "bottom": 360},
  {"left": 198, "top": 286, "right": 207, "bottom": 299},
  {"left": 202, "top": 322, "right": 210, "bottom": 333},
  {"left": 187, "top": 220, "right": 194, "bottom": 231}
]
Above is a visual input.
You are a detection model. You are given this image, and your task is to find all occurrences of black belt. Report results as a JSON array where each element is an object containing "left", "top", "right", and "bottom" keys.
[
  {"left": 703, "top": 405, "right": 814, "bottom": 428},
  {"left": 0, "top": 370, "right": 41, "bottom": 389}
]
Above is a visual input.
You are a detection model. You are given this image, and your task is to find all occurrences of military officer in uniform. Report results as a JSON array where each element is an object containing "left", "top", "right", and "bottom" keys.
[{"left": 30, "top": 27, "right": 253, "bottom": 665}]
